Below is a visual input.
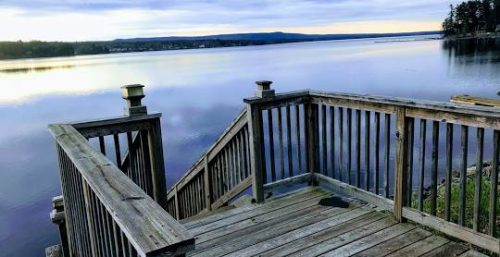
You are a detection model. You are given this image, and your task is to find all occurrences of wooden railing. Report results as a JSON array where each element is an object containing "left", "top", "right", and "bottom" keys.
[
  {"left": 48, "top": 85, "right": 194, "bottom": 257},
  {"left": 72, "top": 113, "right": 167, "bottom": 208},
  {"left": 47, "top": 81, "right": 500, "bottom": 256},
  {"left": 245, "top": 88, "right": 500, "bottom": 253},
  {"left": 166, "top": 110, "right": 252, "bottom": 220}
]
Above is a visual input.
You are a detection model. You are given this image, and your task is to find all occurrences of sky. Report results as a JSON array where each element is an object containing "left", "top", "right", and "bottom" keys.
[{"left": 0, "top": 0, "right": 463, "bottom": 41}]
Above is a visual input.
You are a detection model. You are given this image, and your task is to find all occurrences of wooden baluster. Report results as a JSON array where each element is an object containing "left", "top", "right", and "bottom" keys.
[
  {"left": 445, "top": 123, "right": 453, "bottom": 221},
  {"left": 374, "top": 112, "right": 380, "bottom": 195},
  {"left": 113, "top": 134, "right": 122, "bottom": 168},
  {"left": 489, "top": 131, "right": 499, "bottom": 236},
  {"left": 82, "top": 181, "right": 98, "bottom": 257},
  {"left": 99, "top": 136, "right": 106, "bottom": 155},
  {"left": 406, "top": 118, "right": 414, "bottom": 206},
  {"left": 365, "top": 111, "right": 371, "bottom": 191},
  {"left": 224, "top": 148, "right": 230, "bottom": 193},
  {"left": 473, "top": 127, "right": 484, "bottom": 231},
  {"left": 347, "top": 108, "right": 352, "bottom": 185},
  {"left": 267, "top": 109, "right": 276, "bottom": 182},
  {"left": 430, "top": 121, "right": 439, "bottom": 216},
  {"left": 278, "top": 107, "right": 285, "bottom": 179},
  {"left": 174, "top": 185, "right": 180, "bottom": 220},
  {"left": 236, "top": 133, "right": 243, "bottom": 184},
  {"left": 338, "top": 107, "right": 344, "bottom": 182},
  {"left": 356, "top": 109, "right": 361, "bottom": 188},
  {"left": 126, "top": 132, "right": 134, "bottom": 180},
  {"left": 384, "top": 113, "right": 391, "bottom": 198},
  {"left": 295, "top": 105, "right": 302, "bottom": 173},
  {"left": 204, "top": 157, "right": 212, "bottom": 211},
  {"left": 286, "top": 105, "right": 293, "bottom": 177},
  {"left": 322, "top": 104, "right": 327, "bottom": 175},
  {"left": 419, "top": 119, "right": 427, "bottom": 211},
  {"left": 330, "top": 106, "right": 335, "bottom": 178}
]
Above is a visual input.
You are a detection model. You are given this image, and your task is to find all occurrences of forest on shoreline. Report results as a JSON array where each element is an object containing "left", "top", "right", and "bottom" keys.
[
  {"left": 0, "top": 31, "right": 438, "bottom": 61},
  {"left": 443, "top": 0, "right": 500, "bottom": 36}
]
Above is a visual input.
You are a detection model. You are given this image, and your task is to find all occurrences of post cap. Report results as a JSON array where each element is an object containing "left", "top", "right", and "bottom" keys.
[
  {"left": 255, "top": 80, "right": 273, "bottom": 91},
  {"left": 255, "top": 80, "right": 275, "bottom": 98},
  {"left": 121, "top": 84, "right": 147, "bottom": 116},
  {"left": 121, "top": 84, "right": 145, "bottom": 99}
]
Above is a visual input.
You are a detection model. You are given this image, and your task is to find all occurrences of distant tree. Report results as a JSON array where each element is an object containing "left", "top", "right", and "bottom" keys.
[
  {"left": 496, "top": 0, "right": 500, "bottom": 28},
  {"left": 443, "top": 0, "right": 498, "bottom": 36}
]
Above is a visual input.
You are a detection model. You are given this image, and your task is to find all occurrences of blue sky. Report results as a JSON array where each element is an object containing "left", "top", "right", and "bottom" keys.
[{"left": 0, "top": 0, "right": 462, "bottom": 41}]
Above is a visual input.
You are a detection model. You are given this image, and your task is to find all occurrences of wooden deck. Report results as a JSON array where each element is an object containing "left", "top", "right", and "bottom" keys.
[{"left": 182, "top": 188, "right": 487, "bottom": 257}]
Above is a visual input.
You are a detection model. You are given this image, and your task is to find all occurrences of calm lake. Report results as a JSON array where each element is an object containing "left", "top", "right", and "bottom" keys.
[{"left": 0, "top": 36, "right": 499, "bottom": 257}]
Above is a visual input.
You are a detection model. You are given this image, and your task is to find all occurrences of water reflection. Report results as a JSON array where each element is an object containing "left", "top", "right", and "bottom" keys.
[
  {"left": 0, "top": 37, "right": 499, "bottom": 257},
  {"left": 443, "top": 38, "right": 500, "bottom": 63},
  {"left": 0, "top": 64, "right": 74, "bottom": 74}
]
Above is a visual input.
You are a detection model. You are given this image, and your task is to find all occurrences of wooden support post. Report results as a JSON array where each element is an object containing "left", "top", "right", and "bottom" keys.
[
  {"left": 147, "top": 118, "right": 168, "bottom": 209},
  {"left": 245, "top": 81, "right": 271, "bottom": 203},
  {"left": 394, "top": 107, "right": 409, "bottom": 222},
  {"left": 203, "top": 156, "right": 213, "bottom": 211},
  {"left": 304, "top": 99, "right": 319, "bottom": 185},
  {"left": 50, "top": 196, "right": 69, "bottom": 257}
]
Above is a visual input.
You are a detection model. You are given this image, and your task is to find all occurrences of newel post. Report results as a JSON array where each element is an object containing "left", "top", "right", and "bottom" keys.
[
  {"left": 121, "top": 84, "right": 167, "bottom": 209},
  {"left": 304, "top": 97, "right": 319, "bottom": 184},
  {"left": 394, "top": 107, "right": 409, "bottom": 222},
  {"left": 245, "top": 80, "right": 274, "bottom": 203},
  {"left": 50, "top": 196, "right": 69, "bottom": 257}
]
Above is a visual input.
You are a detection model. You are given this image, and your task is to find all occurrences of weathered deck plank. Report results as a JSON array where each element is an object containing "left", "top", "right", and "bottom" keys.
[{"left": 185, "top": 188, "right": 482, "bottom": 257}]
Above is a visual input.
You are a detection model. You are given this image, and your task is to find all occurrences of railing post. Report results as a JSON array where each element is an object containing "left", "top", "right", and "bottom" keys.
[
  {"left": 394, "top": 107, "right": 409, "bottom": 222},
  {"left": 304, "top": 98, "right": 319, "bottom": 184},
  {"left": 203, "top": 156, "right": 213, "bottom": 211},
  {"left": 50, "top": 196, "right": 69, "bottom": 257},
  {"left": 122, "top": 84, "right": 168, "bottom": 209},
  {"left": 147, "top": 117, "right": 168, "bottom": 209},
  {"left": 245, "top": 80, "right": 273, "bottom": 203}
]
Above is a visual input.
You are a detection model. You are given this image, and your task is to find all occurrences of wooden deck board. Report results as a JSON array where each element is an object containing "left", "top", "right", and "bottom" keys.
[{"left": 185, "top": 189, "right": 484, "bottom": 257}]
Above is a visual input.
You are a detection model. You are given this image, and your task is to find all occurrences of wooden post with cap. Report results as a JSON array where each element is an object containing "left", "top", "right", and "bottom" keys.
[{"left": 245, "top": 80, "right": 274, "bottom": 203}]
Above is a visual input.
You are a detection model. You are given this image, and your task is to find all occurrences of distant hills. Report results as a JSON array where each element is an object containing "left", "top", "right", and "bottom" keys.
[
  {"left": 0, "top": 31, "right": 441, "bottom": 60},
  {"left": 115, "top": 31, "right": 441, "bottom": 42}
]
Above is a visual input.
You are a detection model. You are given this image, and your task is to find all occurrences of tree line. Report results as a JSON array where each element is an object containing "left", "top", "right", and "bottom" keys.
[
  {"left": 0, "top": 39, "right": 308, "bottom": 60},
  {"left": 443, "top": 0, "right": 499, "bottom": 36}
]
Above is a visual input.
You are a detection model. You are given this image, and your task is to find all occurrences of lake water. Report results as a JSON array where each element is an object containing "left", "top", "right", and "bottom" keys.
[{"left": 0, "top": 36, "right": 499, "bottom": 257}]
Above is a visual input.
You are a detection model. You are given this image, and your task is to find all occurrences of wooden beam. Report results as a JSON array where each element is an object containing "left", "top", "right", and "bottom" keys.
[
  {"left": 264, "top": 173, "right": 312, "bottom": 194},
  {"left": 314, "top": 173, "right": 394, "bottom": 211},
  {"left": 211, "top": 176, "right": 253, "bottom": 209},
  {"left": 402, "top": 207, "right": 500, "bottom": 254}
]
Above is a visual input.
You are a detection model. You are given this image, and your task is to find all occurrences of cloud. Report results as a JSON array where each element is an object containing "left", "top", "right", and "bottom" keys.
[{"left": 0, "top": 0, "right": 462, "bottom": 41}]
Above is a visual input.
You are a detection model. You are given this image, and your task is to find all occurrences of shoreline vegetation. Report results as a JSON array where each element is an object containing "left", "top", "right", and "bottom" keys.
[
  {"left": 415, "top": 160, "right": 500, "bottom": 234},
  {"left": 0, "top": 31, "right": 440, "bottom": 61},
  {"left": 443, "top": 0, "right": 500, "bottom": 39}
]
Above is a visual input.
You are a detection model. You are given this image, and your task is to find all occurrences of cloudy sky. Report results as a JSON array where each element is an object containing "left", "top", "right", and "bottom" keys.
[{"left": 1, "top": 0, "right": 462, "bottom": 41}]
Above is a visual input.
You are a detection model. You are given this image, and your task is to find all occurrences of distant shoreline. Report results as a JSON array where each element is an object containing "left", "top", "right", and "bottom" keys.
[{"left": 0, "top": 31, "right": 440, "bottom": 61}]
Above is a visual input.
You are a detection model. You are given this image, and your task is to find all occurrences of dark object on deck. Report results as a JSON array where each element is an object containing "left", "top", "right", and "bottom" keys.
[{"left": 318, "top": 196, "right": 349, "bottom": 208}]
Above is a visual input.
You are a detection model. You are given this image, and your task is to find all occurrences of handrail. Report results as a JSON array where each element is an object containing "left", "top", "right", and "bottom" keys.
[
  {"left": 72, "top": 113, "right": 167, "bottom": 209},
  {"left": 166, "top": 108, "right": 252, "bottom": 219},
  {"left": 49, "top": 124, "right": 194, "bottom": 257}
]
